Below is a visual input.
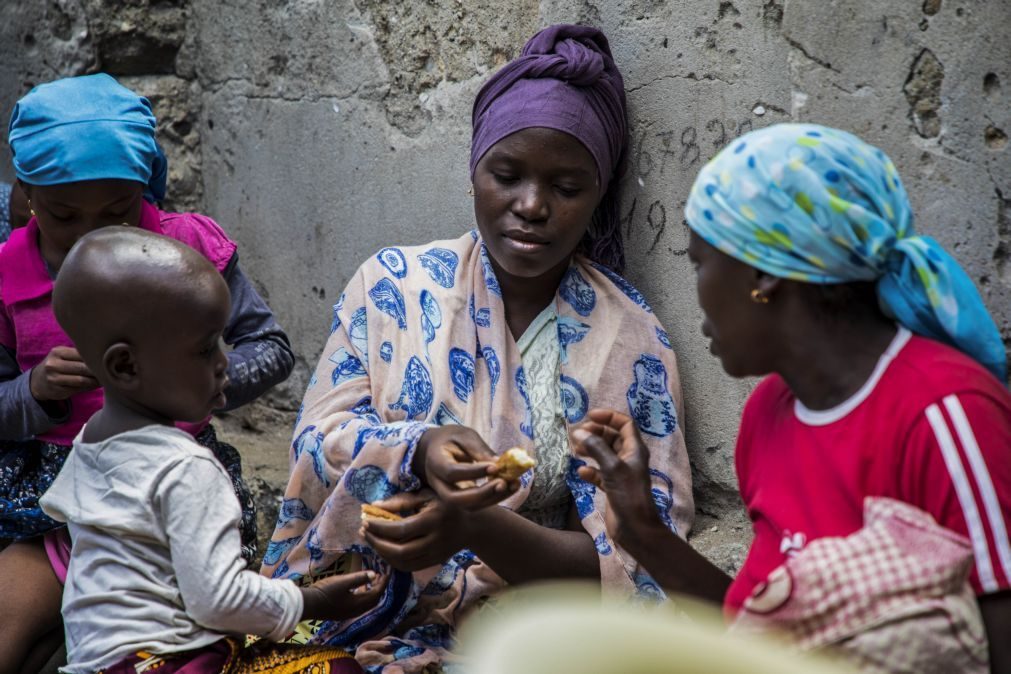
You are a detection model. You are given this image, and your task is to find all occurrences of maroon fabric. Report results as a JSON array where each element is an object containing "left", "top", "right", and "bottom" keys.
[
  {"left": 98, "top": 639, "right": 365, "bottom": 674},
  {"left": 99, "top": 640, "right": 231, "bottom": 673}
]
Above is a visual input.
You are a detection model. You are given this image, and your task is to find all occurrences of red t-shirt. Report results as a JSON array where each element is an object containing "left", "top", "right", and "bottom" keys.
[{"left": 724, "top": 328, "right": 1011, "bottom": 618}]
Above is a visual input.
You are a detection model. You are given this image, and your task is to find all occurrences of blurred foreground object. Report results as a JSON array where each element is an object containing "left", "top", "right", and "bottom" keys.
[{"left": 458, "top": 583, "right": 855, "bottom": 674}]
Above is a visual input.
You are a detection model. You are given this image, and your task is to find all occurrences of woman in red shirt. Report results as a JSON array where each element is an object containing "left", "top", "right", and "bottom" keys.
[{"left": 572, "top": 123, "right": 1011, "bottom": 671}]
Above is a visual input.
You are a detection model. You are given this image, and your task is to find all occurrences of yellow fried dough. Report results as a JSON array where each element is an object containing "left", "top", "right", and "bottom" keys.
[
  {"left": 495, "top": 447, "right": 536, "bottom": 482},
  {"left": 360, "top": 503, "right": 402, "bottom": 521}
]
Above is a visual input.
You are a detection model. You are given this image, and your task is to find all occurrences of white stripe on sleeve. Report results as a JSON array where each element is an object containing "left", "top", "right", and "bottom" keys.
[
  {"left": 925, "top": 403, "right": 998, "bottom": 592},
  {"left": 943, "top": 394, "right": 1011, "bottom": 587}
]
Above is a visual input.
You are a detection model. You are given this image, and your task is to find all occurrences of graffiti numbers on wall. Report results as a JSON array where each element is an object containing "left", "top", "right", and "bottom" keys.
[
  {"left": 635, "top": 117, "right": 753, "bottom": 177},
  {"left": 628, "top": 117, "right": 755, "bottom": 255}
]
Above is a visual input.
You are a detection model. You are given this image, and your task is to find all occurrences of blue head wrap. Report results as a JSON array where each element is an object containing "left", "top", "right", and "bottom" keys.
[
  {"left": 8, "top": 73, "right": 168, "bottom": 203},
  {"left": 685, "top": 123, "right": 1006, "bottom": 382}
]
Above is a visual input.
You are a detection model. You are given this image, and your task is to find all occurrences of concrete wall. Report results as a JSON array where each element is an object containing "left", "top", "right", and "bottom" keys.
[{"left": 2, "top": 0, "right": 1009, "bottom": 570}]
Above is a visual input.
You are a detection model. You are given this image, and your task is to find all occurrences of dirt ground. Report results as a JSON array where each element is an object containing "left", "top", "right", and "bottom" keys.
[
  {"left": 212, "top": 401, "right": 298, "bottom": 562},
  {"left": 689, "top": 511, "right": 752, "bottom": 577}
]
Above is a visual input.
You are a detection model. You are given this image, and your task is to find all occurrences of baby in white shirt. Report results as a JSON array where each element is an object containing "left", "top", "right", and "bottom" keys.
[{"left": 40, "top": 227, "right": 385, "bottom": 673}]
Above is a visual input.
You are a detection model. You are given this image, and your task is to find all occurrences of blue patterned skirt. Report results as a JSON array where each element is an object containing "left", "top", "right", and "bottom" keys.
[{"left": 0, "top": 425, "right": 258, "bottom": 562}]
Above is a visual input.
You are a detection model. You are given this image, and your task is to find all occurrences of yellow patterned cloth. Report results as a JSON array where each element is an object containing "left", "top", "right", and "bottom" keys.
[
  {"left": 98, "top": 638, "right": 360, "bottom": 674},
  {"left": 224, "top": 639, "right": 357, "bottom": 674}
]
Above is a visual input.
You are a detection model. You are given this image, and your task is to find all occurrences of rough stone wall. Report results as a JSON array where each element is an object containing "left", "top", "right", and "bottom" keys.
[
  {"left": 0, "top": 0, "right": 202, "bottom": 212},
  {"left": 2, "top": 0, "right": 1009, "bottom": 571}
]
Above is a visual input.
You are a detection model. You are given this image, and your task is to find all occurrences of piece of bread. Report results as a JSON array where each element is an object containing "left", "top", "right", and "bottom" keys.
[
  {"left": 495, "top": 447, "right": 536, "bottom": 482},
  {"left": 361, "top": 503, "right": 402, "bottom": 521}
]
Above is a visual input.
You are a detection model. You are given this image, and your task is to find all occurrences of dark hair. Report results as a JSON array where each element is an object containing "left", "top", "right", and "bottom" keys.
[
  {"left": 578, "top": 136, "right": 628, "bottom": 274},
  {"left": 579, "top": 184, "right": 624, "bottom": 274}
]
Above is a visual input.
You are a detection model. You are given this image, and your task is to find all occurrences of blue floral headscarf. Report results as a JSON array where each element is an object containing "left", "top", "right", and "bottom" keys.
[
  {"left": 685, "top": 123, "right": 1006, "bottom": 382},
  {"left": 9, "top": 73, "right": 168, "bottom": 203}
]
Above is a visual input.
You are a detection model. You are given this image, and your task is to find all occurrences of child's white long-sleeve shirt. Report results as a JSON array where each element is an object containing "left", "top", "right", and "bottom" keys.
[{"left": 40, "top": 425, "right": 302, "bottom": 674}]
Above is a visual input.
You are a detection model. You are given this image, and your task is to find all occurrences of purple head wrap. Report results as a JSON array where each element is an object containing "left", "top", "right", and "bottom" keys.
[{"left": 470, "top": 25, "right": 629, "bottom": 271}]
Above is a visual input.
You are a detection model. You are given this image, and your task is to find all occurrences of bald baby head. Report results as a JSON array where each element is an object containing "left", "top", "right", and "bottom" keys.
[
  {"left": 53, "top": 227, "right": 231, "bottom": 422},
  {"left": 54, "top": 226, "right": 227, "bottom": 356}
]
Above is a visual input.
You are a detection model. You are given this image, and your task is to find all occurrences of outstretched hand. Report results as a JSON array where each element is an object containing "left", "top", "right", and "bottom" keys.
[
  {"left": 300, "top": 569, "right": 390, "bottom": 621},
  {"left": 574, "top": 410, "right": 734, "bottom": 604},
  {"left": 570, "top": 409, "right": 663, "bottom": 549},
  {"left": 414, "top": 425, "right": 517, "bottom": 511}
]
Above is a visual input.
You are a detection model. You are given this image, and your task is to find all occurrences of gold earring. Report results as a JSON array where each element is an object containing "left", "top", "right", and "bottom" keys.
[
  {"left": 467, "top": 186, "right": 474, "bottom": 197},
  {"left": 28, "top": 200, "right": 36, "bottom": 217},
  {"left": 750, "top": 289, "right": 769, "bottom": 304}
]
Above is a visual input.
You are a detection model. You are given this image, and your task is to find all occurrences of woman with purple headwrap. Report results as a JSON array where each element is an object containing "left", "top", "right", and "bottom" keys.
[{"left": 265, "top": 24, "right": 694, "bottom": 671}]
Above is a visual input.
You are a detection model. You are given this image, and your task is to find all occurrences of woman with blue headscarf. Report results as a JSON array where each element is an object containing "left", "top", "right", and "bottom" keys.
[
  {"left": 571, "top": 124, "right": 1011, "bottom": 670},
  {"left": 0, "top": 74, "right": 296, "bottom": 672}
]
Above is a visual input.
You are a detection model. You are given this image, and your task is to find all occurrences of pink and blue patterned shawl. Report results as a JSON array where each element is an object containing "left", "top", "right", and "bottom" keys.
[{"left": 262, "top": 232, "right": 693, "bottom": 671}]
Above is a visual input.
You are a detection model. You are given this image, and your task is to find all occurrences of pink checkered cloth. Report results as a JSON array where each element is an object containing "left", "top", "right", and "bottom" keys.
[{"left": 730, "top": 497, "right": 989, "bottom": 673}]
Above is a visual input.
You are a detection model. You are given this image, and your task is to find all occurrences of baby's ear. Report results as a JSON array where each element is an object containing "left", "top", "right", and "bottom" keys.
[{"left": 103, "top": 342, "right": 139, "bottom": 390}]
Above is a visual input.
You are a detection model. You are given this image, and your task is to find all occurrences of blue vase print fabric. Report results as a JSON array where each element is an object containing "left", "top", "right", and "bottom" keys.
[{"left": 264, "top": 232, "right": 694, "bottom": 671}]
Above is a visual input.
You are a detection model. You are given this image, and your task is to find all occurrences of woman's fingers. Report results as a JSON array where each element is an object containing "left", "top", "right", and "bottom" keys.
[
  {"left": 363, "top": 505, "right": 439, "bottom": 543},
  {"left": 617, "top": 416, "right": 651, "bottom": 462},
  {"left": 362, "top": 529, "right": 440, "bottom": 571},
  {"left": 426, "top": 435, "right": 503, "bottom": 505},
  {"left": 434, "top": 456, "right": 496, "bottom": 483},
  {"left": 571, "top": 421, "right": 621, "bottom": 448},
  {"left": 586, "top": 408, "right": 633, "bottom": 430},
  {"left": 579, "top": 410, "right": 649, "bottom": 463},
  {"left": 571, "top": 428, "right": 622, "bottom": 473},
  {"left": 468, "top": 477, "right": 518, "bottom": 506},
  {"left": 371, "top": 490, "right": 435, "bottom": 515},
  {"left": 437, "top": 477, "right": 515, "bottom": 511},
  {"left": 446, "top": 437, "right": 497, "bottom": 463},
  {"left": 576, "top": 465, "right": 604, "bottom": 490}
]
